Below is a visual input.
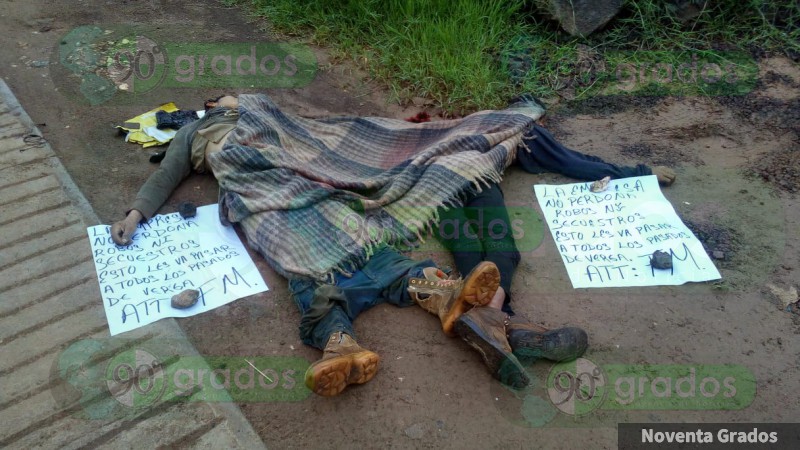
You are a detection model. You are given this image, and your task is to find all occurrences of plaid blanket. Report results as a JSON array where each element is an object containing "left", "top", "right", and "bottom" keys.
[{"left": 210, "top": 94, "right": 544, "bottom": 281}]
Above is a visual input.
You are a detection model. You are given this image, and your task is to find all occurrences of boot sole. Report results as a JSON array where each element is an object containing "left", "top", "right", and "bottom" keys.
[
  {"left": 510, "top": 327, "right": 589, "bottom": 365},
  {"left": 304, "top": 351, "right": 380, "bottom": 397},
  {"left": 458, "top": 262, "right": 501, "bottom": 307},
  {"left": 440, "top": 262, "right": 502, "bottom": 337},
  {"left": 454, "top": 314, "right": 529, "bottom": 389}
]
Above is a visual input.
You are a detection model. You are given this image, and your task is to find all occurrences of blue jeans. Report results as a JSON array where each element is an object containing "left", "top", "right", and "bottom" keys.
[{"left": 289, "top": 246, "right": 436, "bottom": 349}]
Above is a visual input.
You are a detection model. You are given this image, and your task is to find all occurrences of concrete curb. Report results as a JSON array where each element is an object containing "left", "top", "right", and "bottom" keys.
[{"left": 0, "top": 77, "right": 266, "bottom": 449}]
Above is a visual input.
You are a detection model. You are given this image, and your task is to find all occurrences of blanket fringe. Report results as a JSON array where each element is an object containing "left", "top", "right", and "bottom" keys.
[
  {"left": 519, "top": 123, "right": 535, "bottom": 154},
  {"left": 322, "top": 163, "right": 511, "bottom": 282}
]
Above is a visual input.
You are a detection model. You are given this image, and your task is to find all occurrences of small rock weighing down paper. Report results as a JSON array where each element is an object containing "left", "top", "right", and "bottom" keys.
[
  {"left": 87, "top": 204, "right": 268, "bottom": 335},
  {"left": 534, "top": 175, "right": 721, "bottom": 288}
]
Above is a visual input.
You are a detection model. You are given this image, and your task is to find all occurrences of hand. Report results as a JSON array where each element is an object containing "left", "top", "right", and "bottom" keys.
[
  {"left": 110, "top": 210, "right": 143, "bottom": 246},
  {"left": 216, "top": 95, "right": 238, "bottom": 108},
  {"left": 653, "top": 166, "right": 677, "bottom": 187}
]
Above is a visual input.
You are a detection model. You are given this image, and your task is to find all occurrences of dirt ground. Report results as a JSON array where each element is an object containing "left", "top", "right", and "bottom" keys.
[{"left": 1, "top": 1, "right": 799, "bottom": 448}]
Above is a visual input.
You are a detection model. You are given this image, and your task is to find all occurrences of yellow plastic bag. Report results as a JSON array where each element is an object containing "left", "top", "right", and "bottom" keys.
[{"left": 117, "top": 102, "right": 179, "bottom": 148}]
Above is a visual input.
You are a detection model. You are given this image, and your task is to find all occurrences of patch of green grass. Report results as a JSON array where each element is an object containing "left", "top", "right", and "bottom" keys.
[
  {"left": 509, "top": 0, "right": 797, "bottom": 101},
  {"left": 226, "top": 0, "right": 530, "bottom": 114},
  {"left": 600, "top": 0, "right": 800, "bottom": 53},
  {"left": 224, "top": 0, "right": 799, "bottom": 114}
]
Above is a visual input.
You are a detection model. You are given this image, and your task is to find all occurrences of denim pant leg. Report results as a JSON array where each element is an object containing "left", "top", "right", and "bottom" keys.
[
  {"left": 298, "top": 265, "right": 392, "bottom": 349},
  {"left": 381, "top": 265, "right": 431, "bottom": 307},
  {"left": 289, "top": 278, "right": 356, "bottom": 350},
  {"left": 291, "top": 246, "right": 438, "bottom": 349},
  {"left": 517, "top": 125, "right": 652, "bottom": 181},
  {"left": 359, "top": 247, "right": 437, "bottom": 307}
]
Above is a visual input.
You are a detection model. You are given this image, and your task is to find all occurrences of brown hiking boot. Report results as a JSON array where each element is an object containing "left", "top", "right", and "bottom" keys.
[
  {"left": 304, "top": 332, "right": 380, "bottom": 397},
  {"left": 506, "top": 316, "right": 588, "bottom": 365},
  {"left": 408, "top": 261, "right": 501, "bottom": 336},
  {"left": 453, "top": 307, "right": 529, "bottom": 389}
]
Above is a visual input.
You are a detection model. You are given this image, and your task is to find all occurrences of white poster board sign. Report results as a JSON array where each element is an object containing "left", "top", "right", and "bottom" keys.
[
  {"left": 533, "top": 175, "right": 721, "bottom": 288},
  {"left": 87, "top": 204, "right": 268, "bottom": 335}
]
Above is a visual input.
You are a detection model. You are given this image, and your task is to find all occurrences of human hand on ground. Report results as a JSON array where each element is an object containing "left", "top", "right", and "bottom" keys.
[
  {"left": 204, "top": 95, "right": 238, "bottom": 110},
  {"left": 653, "top": 166, "right": 677, "bottom": 186},
  {"left": 110, "top": 209, "right": 143, "bottom": 246}
]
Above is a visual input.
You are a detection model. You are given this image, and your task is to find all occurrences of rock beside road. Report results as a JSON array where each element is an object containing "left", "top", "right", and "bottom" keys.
[{"left": 533, "top": 0, "right": 623, "bottom": 36}]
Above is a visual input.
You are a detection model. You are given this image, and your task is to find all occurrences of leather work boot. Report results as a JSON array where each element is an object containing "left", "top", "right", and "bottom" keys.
[
  {"left": 408, "top": 261, "right": 501, "bottom": 337},
  {"left": 304, "top": 332, "right": 380, "bottom": 397},
  {"left": 506, "top": 316, "right": 588, "bottom": 365},
  {"left": 453, "top": 307, "right": 530, "bottom": 389}
]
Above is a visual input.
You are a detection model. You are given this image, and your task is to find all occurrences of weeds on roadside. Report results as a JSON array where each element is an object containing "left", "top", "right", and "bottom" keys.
[{"left": 224, "top": 0, "right": 799, "bottom": 114}]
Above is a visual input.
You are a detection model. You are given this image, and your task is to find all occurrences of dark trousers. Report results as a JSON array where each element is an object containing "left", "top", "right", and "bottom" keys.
[
  {"left": 441, "top": 124, "right": 653, "bottom": 314},
  {"left": 437, "top": 184, "right": 520, "bottom": 315},
  {"left": 289, "top": 246, "right": 435, "bottom": 350},
  {"left": 517, "top": 125, "right": 652, "bottom": 180}
]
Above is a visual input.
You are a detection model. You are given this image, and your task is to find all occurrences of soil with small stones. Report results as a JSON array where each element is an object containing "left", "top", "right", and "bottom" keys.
[
  {"left": 684, "top": 219, "right": 741, "bottom": 266},
  {"left": 718, "top": 95, "right": 800, "bottom": 135},
  {"left": 750, "top": 148, "right": 800, "bottom": 194},
  {"left": 552, "top": 95, "right": 663, "bottom": 117}
]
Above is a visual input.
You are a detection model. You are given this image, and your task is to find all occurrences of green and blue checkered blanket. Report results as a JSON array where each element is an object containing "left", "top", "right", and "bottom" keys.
[{"left": 210, "top": 94, "right": 544, "bottom": 281}]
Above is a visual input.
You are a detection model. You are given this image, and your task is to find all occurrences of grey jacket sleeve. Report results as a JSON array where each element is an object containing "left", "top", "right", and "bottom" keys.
[
  {"left": 128, "top": 125, "right": 194, "bottom": 220},
  {"left": 126, "top": 108, "right": 238, "bottom": 220}
]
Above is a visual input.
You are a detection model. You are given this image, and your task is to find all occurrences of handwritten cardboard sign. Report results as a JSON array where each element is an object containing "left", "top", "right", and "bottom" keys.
[
  {"left": 534, "top": 175, "right": 721, "bottom": 288},
  {"left": 87, "top": 204, "right": 268, "bottom": 335}
]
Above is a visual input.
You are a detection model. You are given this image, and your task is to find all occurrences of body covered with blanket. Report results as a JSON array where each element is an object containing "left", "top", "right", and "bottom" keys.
[{"left": 209, "top": 94, "right": 544, "bottom": 281}]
